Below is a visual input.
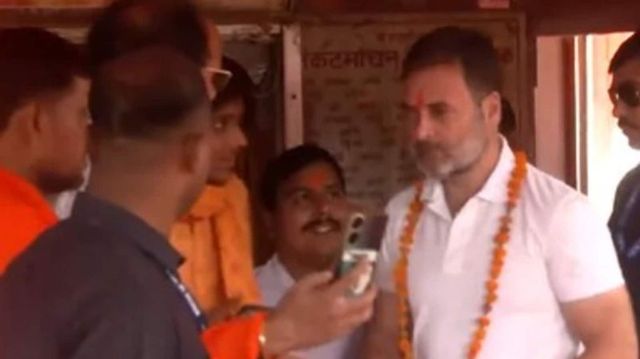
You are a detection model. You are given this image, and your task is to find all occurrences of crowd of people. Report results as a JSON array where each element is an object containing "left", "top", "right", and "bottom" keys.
[{"left": 1, "top": 0, "right": 640, "bottom": 358}]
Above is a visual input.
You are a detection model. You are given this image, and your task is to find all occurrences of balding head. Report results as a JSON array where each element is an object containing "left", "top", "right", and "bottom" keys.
[
  {"left": 88, "top": 0, "right": 225, "bottom": 99},
  {"left": 88, "top": 46, "right": 214, "bottom": 217},
  {"left": 90, "top": 46, "right": 208, "bottom": 140},
  {"left": 88, "top": 0, "right": 209, "bottom": 71}
]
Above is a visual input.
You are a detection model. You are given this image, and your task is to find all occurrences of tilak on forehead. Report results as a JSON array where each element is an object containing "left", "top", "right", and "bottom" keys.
[
  {"left": 298, "top": 164, "right": 336, "bottom": 190},
  {"left": 412, "top": 88, "right": 426, "bottom": 108}
]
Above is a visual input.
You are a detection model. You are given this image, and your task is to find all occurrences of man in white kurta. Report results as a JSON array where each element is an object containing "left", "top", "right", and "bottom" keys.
[
  {"left": 376, "top": 138, "right": 624, "bottom": 358},
  {"left": 364, "top": 26, "right": 636, "bottom": 359}
]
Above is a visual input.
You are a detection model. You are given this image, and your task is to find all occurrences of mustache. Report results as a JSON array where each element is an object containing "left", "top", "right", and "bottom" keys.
[
  {"left": 302, "top": 217, "right": 341, "bottom": 232},
  {"left": 413, "top": 140, "right": 443, "bottom": 153}
]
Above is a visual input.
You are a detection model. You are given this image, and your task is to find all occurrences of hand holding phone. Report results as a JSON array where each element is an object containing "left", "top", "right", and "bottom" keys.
[
  {"left": 335, "top": 212, "right": 388, "bottom": 295},
  {"left": 343, "top": 212, "right": 387, "bottom": 250}
]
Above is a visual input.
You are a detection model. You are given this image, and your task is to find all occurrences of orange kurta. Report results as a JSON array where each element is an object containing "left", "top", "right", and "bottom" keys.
[
  {"left": 0, "top": 167, "right": 57, "bottom": 274},
  {"left": 170, "top": 175, "right": 261, "bottom": 319}
]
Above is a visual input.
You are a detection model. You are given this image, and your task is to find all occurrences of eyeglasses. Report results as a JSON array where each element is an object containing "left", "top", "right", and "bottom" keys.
[
  {"left": 204, "top": 67, "right": 233, "bottom": 94},
  {"left": 609, "top": 81, "right": 640, "bottom": 108}
]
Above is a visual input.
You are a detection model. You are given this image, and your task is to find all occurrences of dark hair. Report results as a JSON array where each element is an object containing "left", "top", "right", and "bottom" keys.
[
  {"left": 87, "top": 0, "right": 208, "bottom": 72},
  {"left": 0, "top": 27, "right": 86, "bottom": 132},
  {"left": 213, "top": 57, "right": 256, "bottom": 129},
  {"left": 402, "top": 26, "right": 501, "bottom": 98},
  {"left": 260, "top": 144, "right": 346, "bottom": 211},
  {"left": 609, "top": 31, "right": 640, "bottom": 73},
  {"left": 499, "top": 98, "right": 516, "bottom": 135},
  {"left": 89, "top": 46, "right": 208, "bottom": 139}
]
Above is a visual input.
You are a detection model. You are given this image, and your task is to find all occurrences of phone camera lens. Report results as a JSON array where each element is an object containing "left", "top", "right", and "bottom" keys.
[{"left": 348, "top": 232, "right": 359, "bottom": 244}]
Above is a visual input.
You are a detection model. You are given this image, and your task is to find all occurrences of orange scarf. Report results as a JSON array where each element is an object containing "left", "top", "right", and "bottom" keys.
[
  {"left": 201, "top": 313, "right": 266, "bottom": 359},
  {"left": 170, "top": 175, "right": 261, "bottom": 319},
  {"left": 0, "top": 167, "right": 57, "bottom": 273}
]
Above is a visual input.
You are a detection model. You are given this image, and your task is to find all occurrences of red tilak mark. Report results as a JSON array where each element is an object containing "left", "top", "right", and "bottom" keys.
[{"left": 413, "top": 88, "right": 425, "bottom": 109}]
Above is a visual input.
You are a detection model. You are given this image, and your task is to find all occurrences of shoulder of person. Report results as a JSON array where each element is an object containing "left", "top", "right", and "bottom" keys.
[
  {"left": 521, "top": 164, "right": 586, "bottom": 211},
  {"left": 4, "top": 219, "right": 135, "bottom": 290},
  {"left": 617, "top": 163, "right": 640, "bottom": 190}
]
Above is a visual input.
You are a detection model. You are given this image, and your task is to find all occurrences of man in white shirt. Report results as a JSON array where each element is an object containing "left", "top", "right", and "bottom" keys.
[
  {"left": 256, "top": 144, "right": 363, "bottom": 359},
  {"left": 363, "top": 26, "right": 637, "bottom": 359}
]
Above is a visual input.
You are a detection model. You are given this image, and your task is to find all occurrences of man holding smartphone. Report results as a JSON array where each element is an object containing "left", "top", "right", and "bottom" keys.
[{"left": 255, "top": 144, "right": 369, "bottom": 359}]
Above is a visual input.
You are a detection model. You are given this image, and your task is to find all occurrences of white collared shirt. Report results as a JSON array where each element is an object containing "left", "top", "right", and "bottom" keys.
[
  {"left": 376, "top": 139, "right": 624, "bottom": 359},
  {"left": 255, "top": 256, "right": 363, "bottom": 359}
]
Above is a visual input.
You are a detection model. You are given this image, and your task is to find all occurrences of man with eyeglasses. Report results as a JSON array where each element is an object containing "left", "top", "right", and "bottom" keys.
[
  {"left": 609, "top": 30, "right": 640, "bottom": 346},
  {"left": 170, "top": 56, "right": 259, "bottom": 324}
]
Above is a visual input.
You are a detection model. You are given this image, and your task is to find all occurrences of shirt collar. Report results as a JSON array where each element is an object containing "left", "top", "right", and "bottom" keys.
[
  {"left": 72, "top": 193, "right": 183, "bottom": 272},
  {"left": 420, "top": 137, "right": 515, "bottom": 206},
  {"left": 475, "top": 137, "right": 515, "bottom": 203},
  {"left": 267, "top": 255, "right": 295, "bottom": 289}
]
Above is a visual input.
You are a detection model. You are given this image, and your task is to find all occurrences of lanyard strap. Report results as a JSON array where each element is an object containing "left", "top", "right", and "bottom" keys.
[{"left": 165, "top": 270, "right": 208, "bottom": 332}]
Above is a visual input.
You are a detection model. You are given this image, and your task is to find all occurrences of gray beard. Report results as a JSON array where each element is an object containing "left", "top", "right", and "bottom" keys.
[{"left": 414, "top": 135, "right": 488, "bottom": 181}]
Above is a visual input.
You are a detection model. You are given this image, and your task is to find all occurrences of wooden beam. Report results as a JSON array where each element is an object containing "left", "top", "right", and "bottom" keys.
[{"left": 524, "top": 0, "right": 640, "bottom": 35}]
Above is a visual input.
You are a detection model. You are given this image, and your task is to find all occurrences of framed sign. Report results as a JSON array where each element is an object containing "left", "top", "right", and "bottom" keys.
[{"left": 299, "top": 13, "right": 531, "bottom": 211}]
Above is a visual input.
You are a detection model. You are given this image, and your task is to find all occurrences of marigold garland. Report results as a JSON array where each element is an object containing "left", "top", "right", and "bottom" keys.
[{"left": 393, "top": 152, "right": 528, "bottom": 359}]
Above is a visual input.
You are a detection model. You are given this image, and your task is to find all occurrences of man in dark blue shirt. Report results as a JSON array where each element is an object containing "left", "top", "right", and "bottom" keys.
[
  {"left": 0, "top": 46, "right": 214, "bottom": 359},
  {"left": 608, "top": 30, "right": 640, "bottom": 343}
]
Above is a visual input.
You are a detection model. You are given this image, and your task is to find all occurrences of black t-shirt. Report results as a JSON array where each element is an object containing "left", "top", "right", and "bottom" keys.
[
  {"left": 0, "top": 193, "right": 208, "bottom": 359},
  {"left": 609, "top": 164, "right": 640, "bottom": 332}
]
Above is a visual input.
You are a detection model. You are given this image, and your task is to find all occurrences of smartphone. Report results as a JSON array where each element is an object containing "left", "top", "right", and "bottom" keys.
[
  {"left": 334, "top": 212, "right": 388, "bottom": 293},
  {"left": 343, "top": 212, "right": 387, "bottom": 250}
]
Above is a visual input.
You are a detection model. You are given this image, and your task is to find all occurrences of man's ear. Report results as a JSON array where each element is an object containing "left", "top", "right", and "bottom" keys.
[
  {"left": 8, "top": 102, "right": 41, "bottom": 145},
  {"left": 481, "top": 91, "right": 502, "bottom": 130}
]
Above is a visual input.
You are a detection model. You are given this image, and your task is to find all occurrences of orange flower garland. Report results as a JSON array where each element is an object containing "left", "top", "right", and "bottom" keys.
[
  {"left": 393, "top": 181, "right": 424, "bottom": 359},
  {"left": 393, "top": 152, "right": 528, "bottom": 359}
]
